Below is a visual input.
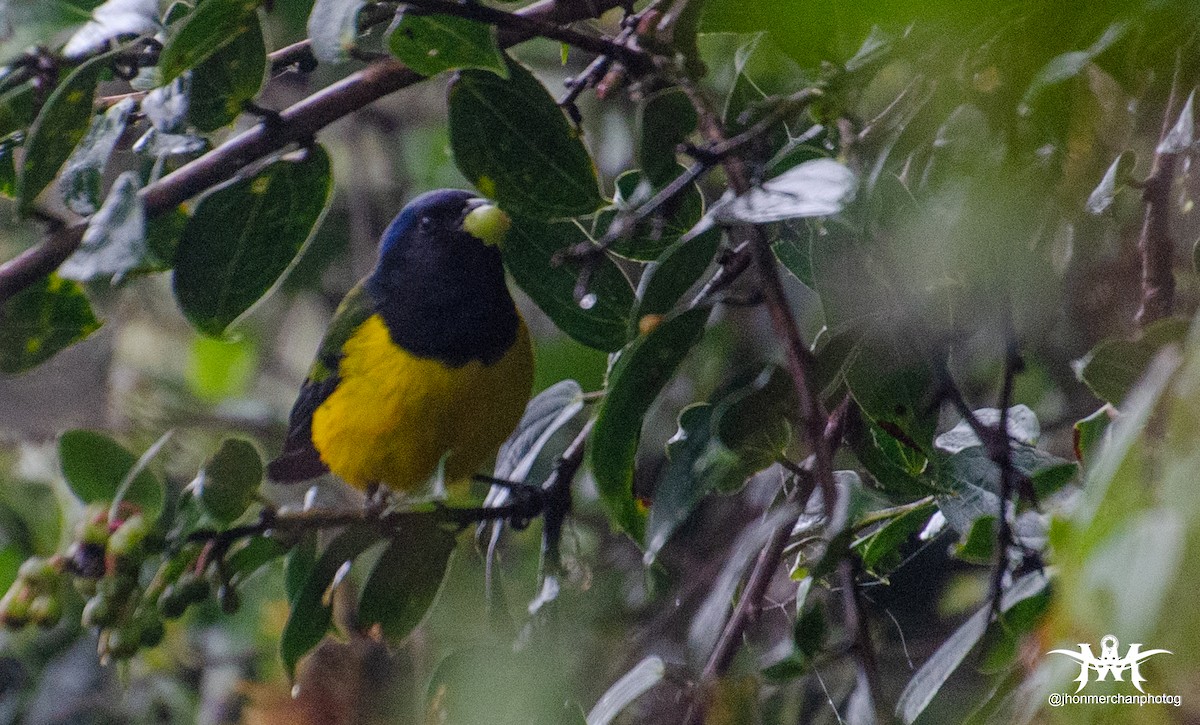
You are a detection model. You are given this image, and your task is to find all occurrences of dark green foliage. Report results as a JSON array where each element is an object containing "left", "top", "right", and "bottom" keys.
[
  {"left": 387, "top": 12, "right": 507, "bottom": 78},
  {"left": 173, "top": 145, "right": 333, "bottom": 337},
  {"left": 449, "top": 58, "right": 604, "bottom": 218},
  {"left": 0, "top": 276, "right": 101, "bottom": 373}
]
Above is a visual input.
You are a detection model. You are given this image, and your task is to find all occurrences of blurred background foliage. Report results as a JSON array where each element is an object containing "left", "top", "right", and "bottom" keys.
[{"left": 0, "top": 0, "right": 1199, "bottom": 723}]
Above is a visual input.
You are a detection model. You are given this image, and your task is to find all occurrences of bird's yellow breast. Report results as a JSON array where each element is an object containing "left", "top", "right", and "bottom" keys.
[{"left": 310, "top": 314, "right": 533, "bottom": 492}]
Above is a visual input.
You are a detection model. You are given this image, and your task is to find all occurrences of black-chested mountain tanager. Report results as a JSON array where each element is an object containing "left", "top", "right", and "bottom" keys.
[{"left": 267, "top": 189, "right": 533, "bottom": 493}]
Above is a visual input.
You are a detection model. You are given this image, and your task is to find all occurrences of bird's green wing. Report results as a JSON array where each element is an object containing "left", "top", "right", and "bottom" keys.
[{"left": 267, "top": 283, "right": 374, "bottom": 482}]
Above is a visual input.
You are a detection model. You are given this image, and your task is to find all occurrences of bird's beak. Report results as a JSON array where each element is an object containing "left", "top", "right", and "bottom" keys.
[{"left": 462, "top": 198, "right": 511, "bottom": 248}]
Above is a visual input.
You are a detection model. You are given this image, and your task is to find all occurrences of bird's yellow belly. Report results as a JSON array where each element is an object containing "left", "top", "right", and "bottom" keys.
[{"left": 310, "top": 314, "right": 533, "bottom": 492}]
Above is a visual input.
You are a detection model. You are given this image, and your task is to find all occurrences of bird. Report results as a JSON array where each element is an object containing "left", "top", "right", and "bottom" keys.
[{"left": 267, "top": 189, "right": 533, "bottom": 494}]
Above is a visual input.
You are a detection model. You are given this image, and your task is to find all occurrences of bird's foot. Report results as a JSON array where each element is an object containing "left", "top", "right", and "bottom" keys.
[{"left": 472, "top": 475, "right": 545, "bottom": 530}]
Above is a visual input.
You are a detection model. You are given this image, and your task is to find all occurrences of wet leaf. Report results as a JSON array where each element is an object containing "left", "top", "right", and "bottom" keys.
[
  {"left": 710, "top": 158, "right": 857, "bottom": 223},
  {"left": 307, "top": 0, "right": 366, "bottom": 63},
  {"left": 63, "top": 0, "right": 160, "bottom": 59},
  {"left": 61, "top": 98, "right": 136, "bottom": 215},
  {"left": 1076, "top": 317, "right": 1189, "bottom": 405},
  {"left": 60, "top": 172, "right": 148, "bottom": 284}
]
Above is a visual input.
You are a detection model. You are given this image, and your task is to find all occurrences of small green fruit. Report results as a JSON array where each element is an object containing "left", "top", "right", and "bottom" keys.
[
  {"left": 29, "top": 595, "right": 61, "bottom": 628},
  {"left": 463, "top": 203, "right": 511, "bottom": 248}
]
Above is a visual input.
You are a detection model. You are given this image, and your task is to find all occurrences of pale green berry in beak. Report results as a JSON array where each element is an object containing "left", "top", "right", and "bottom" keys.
[{"left": 463, "top": 200, "right": 511, "bottom": 248}]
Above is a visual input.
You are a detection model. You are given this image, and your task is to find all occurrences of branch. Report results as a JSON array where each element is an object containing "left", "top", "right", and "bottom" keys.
[
  {"left": 0, "top": 0, "right": 628, "bottom": 305},
  {"left": 1136, "top": 55, "right": 1184, "bottom": 327},
  {"left": 684, "top": 397, "right": 851, "bottom": 725},
  {"left": 399, "top": 0, "right": 651, "bottom": 72}
]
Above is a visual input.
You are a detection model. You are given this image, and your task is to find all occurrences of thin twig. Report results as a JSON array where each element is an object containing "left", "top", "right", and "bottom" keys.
[{"left": 0, "top": 0, "right": 628, "bottom": 305}]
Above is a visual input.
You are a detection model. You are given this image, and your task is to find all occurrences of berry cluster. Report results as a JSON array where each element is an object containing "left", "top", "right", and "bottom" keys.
[{"left": 0, "top": 502, "right": 220, "bottom": 663}]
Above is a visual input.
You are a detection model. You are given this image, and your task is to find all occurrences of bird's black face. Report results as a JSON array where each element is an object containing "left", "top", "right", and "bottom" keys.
[
  {"left": 377, "top": 189, "right": 485, "bottom": 264},
  {"left": 366, "top": 189, "right": 519, "bottom": 367}
]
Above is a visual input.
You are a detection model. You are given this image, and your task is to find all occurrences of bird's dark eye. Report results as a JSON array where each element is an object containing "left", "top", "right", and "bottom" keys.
[{"left": 419, "top": 215, "right": 433, "bottom": 231}]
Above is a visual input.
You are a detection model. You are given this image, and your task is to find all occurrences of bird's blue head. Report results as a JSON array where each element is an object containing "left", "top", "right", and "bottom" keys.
[{"left": 377, "top": 189, "right": 509, "bottom": 264}]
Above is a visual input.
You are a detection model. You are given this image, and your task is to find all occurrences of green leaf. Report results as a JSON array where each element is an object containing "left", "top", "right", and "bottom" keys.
[
  {"left": 953, "top": 514, "right": 996, "bottom": 564},
  {"left": 307, "top": 0, "right": 366, "bottom": 64},
  {"left": 58, "top": 430, "right": 165, "bottom": 518},
  {"left": 388, "top": 11, "right": 507, "bottom": 78},
  {"left": 713, "top": 366, "right": 795, "bottom": 472},
  {"left": 449, "top": 58, "right": 603, "bottom": 219},
  {"left": 1019, "top": 22, "right": 1126, "bottom": 114},
  {"left": 639, "top": 88, "right": 697, "bottom": 187},
  {"left": 845, "top": 332, "right": 937, "bottom": 454},
  {"left": 280, "top": 523, "right": 379, "bottom": 678},
  {"left": 0, "top": 275, "right": 102, "bottom": 373},
  {"left": 603, "top": 170, "right": 705, "bottom": 261},
  {"left": 173, "top": 145, "right": 333, "bottom": 337},
  {"left": 1072, "top": 405, "right": 1113, "bottom": 463},
  {"left": 645, "top": 403, "right": 748, "bottom": 563},
  {"left": 634, "top": 225, "right": 721, "bottom": 320},
  {"left": 0, "top": 480, "right": 62, "bottom": 558},
  {"left": 591, "top": 306, "right": 710, "bottom": 540},
  {"left": 847, "top": 415, "right": 935, "bottom": 499},
  {"left": 762, "top": 653, "right": 808, "bottom": 682},
  {"left": 196, "top": 438, "right": 262, "bottom": 524},
  {"left": 1076, "top": 317, "right": 1189, "bottom": 406},
  {"left": 225, "top": 535, "right": 287, "bottom": 584},
  {"left": 284, "top": 531, "right": 317, "bottom": 603},
  {"left": 188, "top": 11, "right": 266, "bottom": 132},
  {"left": 858, "top": 502, "right": 936, "bottom": 574},
  {"left": 503, "top": 215, "right": 634, "bottom": 352},
  {"left": 425, "top": 646, "right": 567, "bottom": 723},
  {"left": 358, "top": 514, "right": 456, "bottom": 642},
  {"left": 772, "top": 223, "right": 813, "bottom": 286},
  {"left": 0, "top": 140, "right": 15, "bottom": 199},
  {"left": 18, "top": 50, "right": 111, "bottom": 212},
  {"left": 0, "top": 83, "right": 36, "bottom": 139},
  {"left": 60, "top": 171, "right": 148, "bottom": 284},
  {"left": 896, "top": 572, "right": 1049, "bottom": 724},
  {"left": 158, "top": 0, "right": 262, "bottom": 84},
  {"left": 793, "top": 603, "right": 827, "bottom": 658}
]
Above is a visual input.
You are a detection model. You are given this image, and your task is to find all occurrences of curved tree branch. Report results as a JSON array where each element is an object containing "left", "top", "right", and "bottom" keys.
[{"left": 0, "top": 0, "right": 627, "bottom": 305}]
